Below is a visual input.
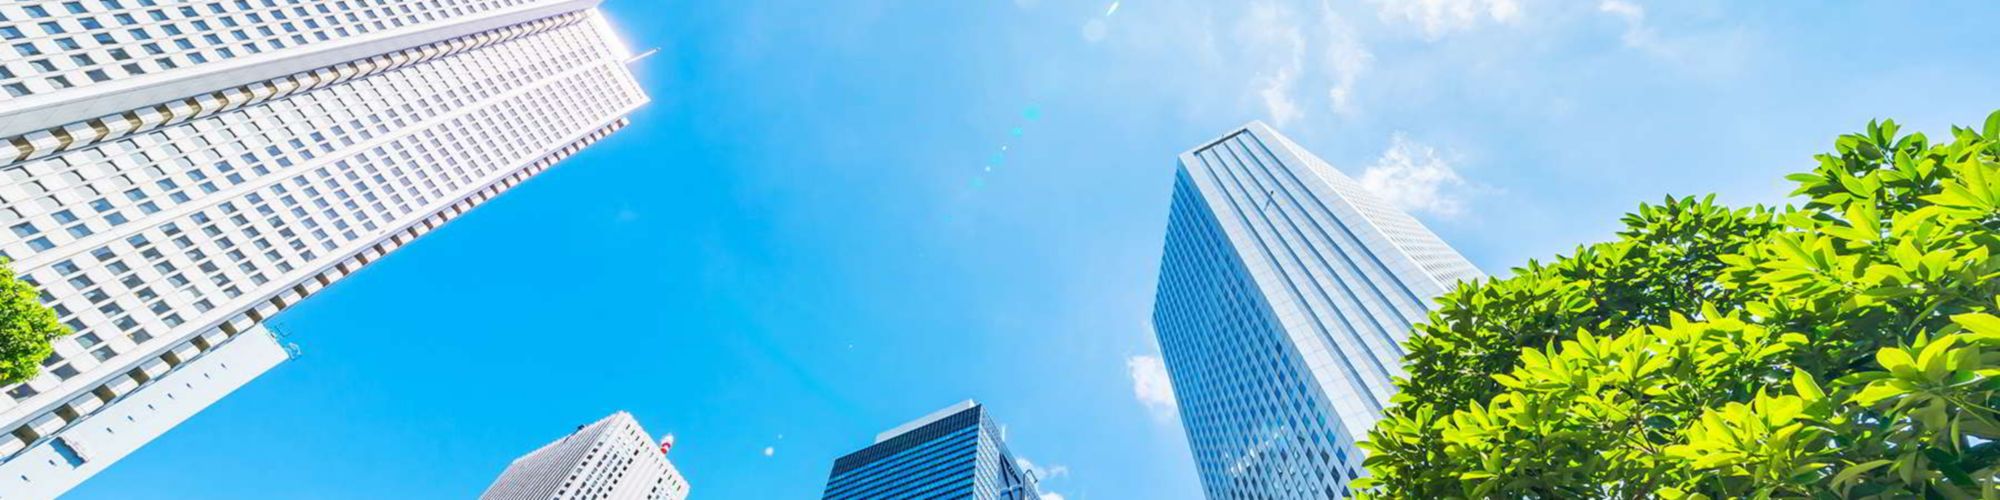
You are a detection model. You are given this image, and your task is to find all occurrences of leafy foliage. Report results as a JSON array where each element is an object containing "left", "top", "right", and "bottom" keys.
[
  {"left": 0, "top": 261, "right": 67, "bottom": 386},
  {"left": 1358, "top": 110, "right": 2000, "bottom": 498}
]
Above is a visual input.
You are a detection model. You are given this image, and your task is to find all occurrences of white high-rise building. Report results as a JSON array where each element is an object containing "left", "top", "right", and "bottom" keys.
[
  {"left": 1151, "top": 122, "right": 1482, "bottom": 498},
  {"left": 481, "top": 412, "right": 691, "bottom": 500},
  {"left": 0, "top": 0, "right": 647, "bottom": 496}
]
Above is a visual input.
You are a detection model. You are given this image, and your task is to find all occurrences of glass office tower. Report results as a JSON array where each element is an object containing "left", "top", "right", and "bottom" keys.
[
  {"left": 1151, "top": 122, "right": 1481, "bottom": 498},
  {"left": 0, "top": 1, "right": 647, "bottom": 496},
  {"left": 823, "top": 401, "right": 1041, "bottom": 500}
]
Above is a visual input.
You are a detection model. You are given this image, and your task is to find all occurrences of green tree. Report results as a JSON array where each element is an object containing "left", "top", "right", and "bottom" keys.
[
  {"left": 1358, "top": 109, "right": 2000, "bottom": 499},
  {"left": 0, "top": 261, "right": 68, "bottom": 386}
]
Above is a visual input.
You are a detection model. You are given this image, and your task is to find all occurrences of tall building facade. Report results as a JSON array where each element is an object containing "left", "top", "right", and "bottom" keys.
[
  {"left": 1151, "top": 122, "right": 1482, "bottom": 498},
  {"left": 823, "top": 401, "right": 1041, "bottom": 500},
  {"left": 481, "top": 411, "right": 690, "bottom": 500},
  {"left": 0, "top": 0, "right": 647, "bottom": 496}
]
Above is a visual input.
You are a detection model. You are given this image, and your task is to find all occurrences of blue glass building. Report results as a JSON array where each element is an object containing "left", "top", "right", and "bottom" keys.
[
  {"left": 1151, "top": 122, "right": 1482, "bottom": 498},
  {"left": 822, "top": 401, "right": 1041, "bottom": 500}
]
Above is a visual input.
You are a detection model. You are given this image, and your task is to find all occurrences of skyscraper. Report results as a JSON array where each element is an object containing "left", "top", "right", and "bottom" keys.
[
  {"left": 481, "top": 411, "right": 690, "bottom": 500},
  {"left": 823, "top": 401, "right": 1041, "bottom": 500},
  {"left": 1150, "top": 122, "right": 1482, "bottom": 498},
  {"left": 0, "top": 1, "right": 647, "bottom": 496}
]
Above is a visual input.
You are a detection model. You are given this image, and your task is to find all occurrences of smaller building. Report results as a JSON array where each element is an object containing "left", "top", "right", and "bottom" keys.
[
  {"left": 481, "top": 412, "right": 690, "bottom": 500},
  {"left": 823, "top": 401, "right": 1040, "bottom": 500}
]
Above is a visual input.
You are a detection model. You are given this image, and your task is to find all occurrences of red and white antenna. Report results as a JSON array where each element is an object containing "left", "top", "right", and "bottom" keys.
[{"left": 659, "top": 434, "right": 676, "bottom": 455}]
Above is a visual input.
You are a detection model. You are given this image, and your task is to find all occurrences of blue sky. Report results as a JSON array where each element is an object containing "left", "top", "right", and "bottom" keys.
[{"left": 69, "top": 0, "right": 2000, "bottom": 498}]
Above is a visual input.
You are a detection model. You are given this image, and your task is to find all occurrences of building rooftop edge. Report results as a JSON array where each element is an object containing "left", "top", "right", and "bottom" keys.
[
  {"left": 874, "top": 400, "right": 979, "bottom": 444},
  {"left": 1179, "top": 120, "right": 1275, "bottom": 160}
]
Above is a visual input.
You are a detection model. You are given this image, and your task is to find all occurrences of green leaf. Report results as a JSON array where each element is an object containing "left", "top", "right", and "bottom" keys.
[
  {"left": 1831, "top": 460, "right": 1893, "bottom": 490},
  {"left": 1837, "top": 173, "right": 1880, "bottom": 198},
  {"left": 1850, "top": 382, "right": 1906, "bottom": 406},
  {"left": 1845, "top": 202, "right": 1879, "bottom": 239},
  {"left": 1923, "top": 448, "right": 1978, "bottom": 488},
  {"left": 1352, "top": 111, "right": 2000, "bottom": 498},
  {"left": 1916, "top": 336, "right": 1961, "bottom": 382},
  {"left": 1791, "top": 369, "right": 1824, "bottom": 401},
  {"left": 0, "top": 262, "right": 71, "bottom": 385},
  {"left": 1984, "top": 109, "right": 2000, "bottom": 140},
  {"left": 1833, "top": 371, "right": 1893, "bottom": 387},
  {"left": 1877, "top": 347, "right": 1918, "bottom": 376},
  {"left": 1952, "top": 313, "right": 2000, "bottom": 337}
]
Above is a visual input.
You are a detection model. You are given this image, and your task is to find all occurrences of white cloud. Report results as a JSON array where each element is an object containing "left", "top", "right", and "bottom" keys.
[
  {"left": 1236, "top": 3, "right": 1307, "bottom": 127},
  {"left": 1368, "top": 0, "right": 1523, "bottom": 40},
  {"left": 1358, "top": 133, "right": 1475, "bottom": 217},
  {"left": 1318, "top": 6, "right": 1372, "bottom": 116},
  {"left": 1127, "top": 355, "right": 1178, "bottom": 419},
  {"left": 1598, "top": 0, "right": 1642, "bottom": 19},
  {"left": 1258, "top": 72, "right": 1303, "bottom": 127},
  {"left": 1591, "top": 1, "right": 1752, "bottom": 80},
  {"left": 1082, "top": 18, "right": 1109, "bottom": 43},
  {"left": 1017, "top": 456, "right": 1070, "bottom": 500},
  {"left": 1017, "top": 456, "right": 1070, "bottom": 482},
  {"left": 1082, "top": 1, "right": 1121, "bottom": 43},
  {"left": 1097, "top": 0, "right": 1377, "bottom": 127},
  {"left": 1024, "top": 458, "right": 1072, "bottom": 500},
  {"left": 1598, "top": 0, "right": 1662, "bottom": 54}
]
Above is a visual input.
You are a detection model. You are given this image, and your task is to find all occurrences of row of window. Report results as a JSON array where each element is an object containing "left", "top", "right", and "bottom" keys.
[
  {"left": 6, "top": 73, "right": 636, "bottom": 402},
  {"left": 5, "top": 119, "right": 632, "bottom": 468},
  {"left": 0, "top": 20, "right": 641, "bottom": 411},
  {"left": 2, "top": 18, "right": 613, "bottom": 209},
  {"left": 1197, "top": 133, "right": 1428, "bottom": 362},
  {"left": 0, "top": 0, "right": 553, "bottom": 99},
  {"left": 825, "top": 427, "right": 979, "bottom": 499},
  {"left": 2, "top": 18, "right": 622, "bottom": 258},
  {"left": 1155, "top": 173, "right": 1363, "bottom": 498},
  {"left": 516, "top": 415, "right": 684, "bottom": 500}
]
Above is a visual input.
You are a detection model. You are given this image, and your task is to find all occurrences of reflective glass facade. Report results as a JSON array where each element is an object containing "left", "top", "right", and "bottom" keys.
[
  {"left": 823, "top": 402, "right": 1040, "bottom": 500},
  {"left": 1151, "top": 122, "right": 1480, "bottom": 498}
]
